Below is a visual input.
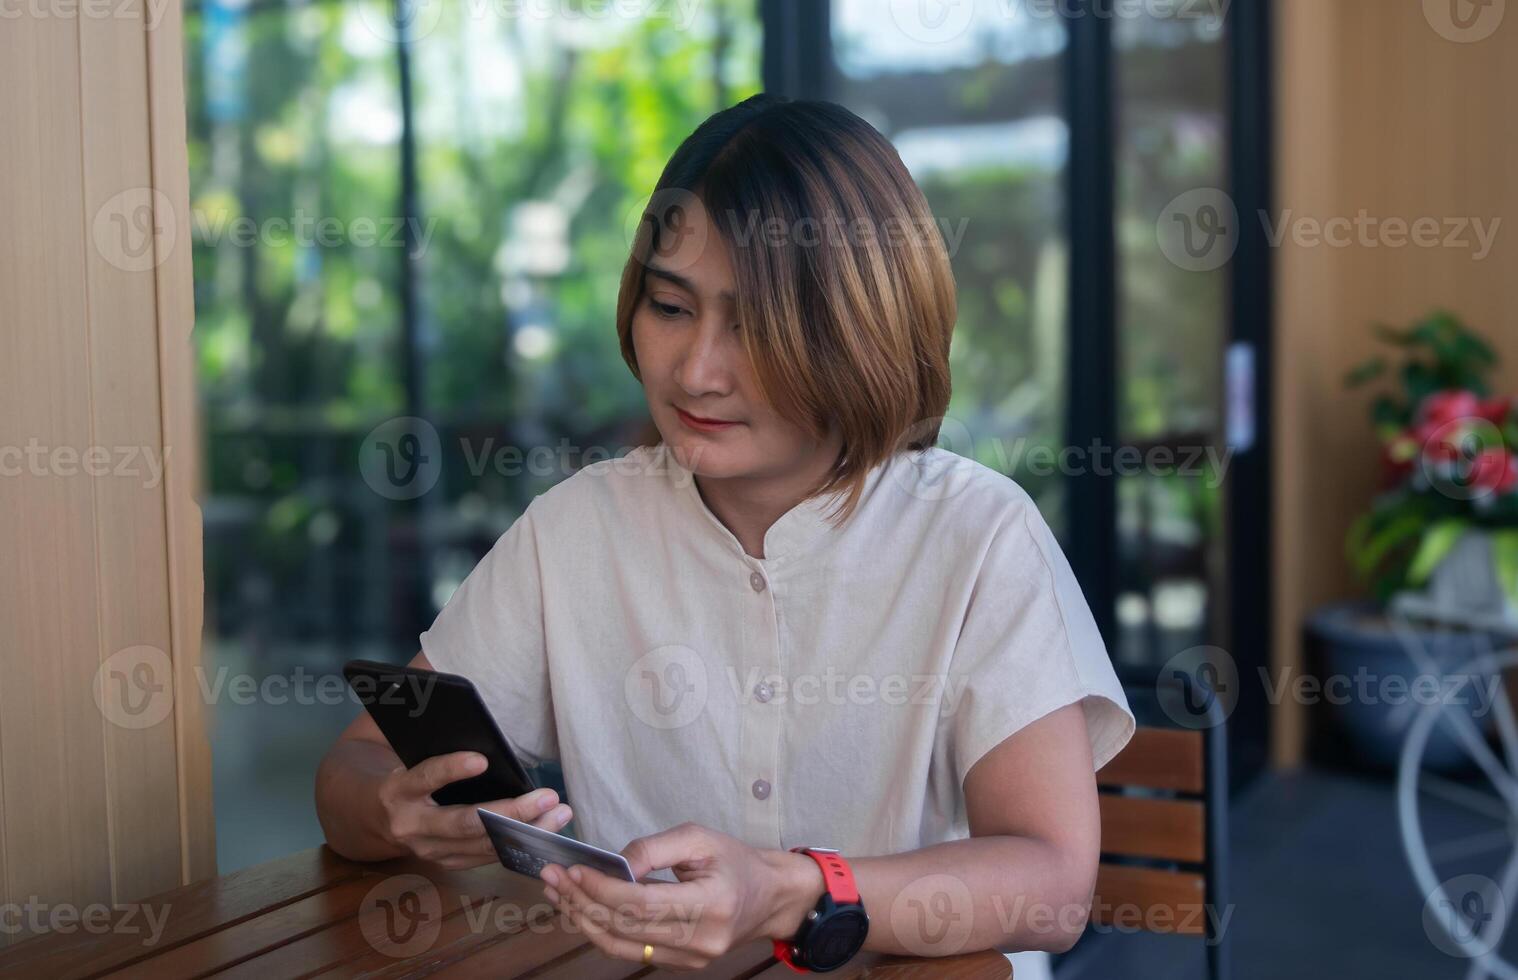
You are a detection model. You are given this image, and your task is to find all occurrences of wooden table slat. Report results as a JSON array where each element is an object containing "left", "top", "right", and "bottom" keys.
[
  {"left": 0, "top": 847, "right": 1012, "bottom": 979},
  {"left": 211, "top": 862, "right": 542, "bottom": 980},
  {"left": 333, "top": 902, "right": 575, "bottom": 980},
  {"left": 0, "top": 847, "right": 366, "bottom": 979}
]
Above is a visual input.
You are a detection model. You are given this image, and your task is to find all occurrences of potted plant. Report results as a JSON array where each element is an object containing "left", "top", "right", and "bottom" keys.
[{"left": 1307, "top": 311, "right": 1518, "bottom": 772}]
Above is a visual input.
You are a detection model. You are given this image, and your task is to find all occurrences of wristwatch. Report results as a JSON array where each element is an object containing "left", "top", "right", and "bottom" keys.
[{"left": 773, "top": 847, "right": 869, "bottom": 973}]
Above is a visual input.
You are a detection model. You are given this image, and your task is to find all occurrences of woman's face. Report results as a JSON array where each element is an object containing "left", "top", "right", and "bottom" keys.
[{"left": 630, "top": 197, "right": 835, "bottom": 483}]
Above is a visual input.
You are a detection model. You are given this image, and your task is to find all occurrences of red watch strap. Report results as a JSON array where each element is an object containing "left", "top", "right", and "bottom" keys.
[
  {"left": 793, "top": 847, "right": 860, "bottom": 904},
  {"left": 772, "top": 939, "right": 806, "bottom": 972},
  {"left": 771, "top": 848, "right": 861, "bottom": 971}
]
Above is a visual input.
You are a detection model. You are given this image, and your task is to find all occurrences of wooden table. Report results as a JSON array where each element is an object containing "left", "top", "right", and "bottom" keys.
[{"left": 0, "top": 848, "right": 1011, "bottom": 978}]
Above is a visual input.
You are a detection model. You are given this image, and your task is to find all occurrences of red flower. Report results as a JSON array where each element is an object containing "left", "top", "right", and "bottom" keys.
[
  {"left": 1416, "top": 421, "right": 1465, "bottom": 464},
  {"left": 1420, "top": 389, "right": 1482, "bottom": 427},
  {"left": 1479, "top": 396, "right": 1514, "bottom": 426},
  {"left": 1470, "top": 450, "right": 1518, "bottom": 495}
]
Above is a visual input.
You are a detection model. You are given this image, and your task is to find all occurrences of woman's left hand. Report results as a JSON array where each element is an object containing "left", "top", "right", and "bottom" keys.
[{"left": 540, "top": 821, "right": 819, "bottom": 971}]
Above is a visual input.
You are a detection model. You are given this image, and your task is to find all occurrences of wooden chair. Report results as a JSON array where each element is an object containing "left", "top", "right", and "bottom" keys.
[{"left": 1087, "top": 705, "right": 1230, "bottom": 980}]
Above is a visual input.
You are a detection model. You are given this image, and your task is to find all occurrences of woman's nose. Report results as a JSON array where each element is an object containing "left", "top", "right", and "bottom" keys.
[{"left": 674, "top": 321, "right": 733, "bottom": 395}]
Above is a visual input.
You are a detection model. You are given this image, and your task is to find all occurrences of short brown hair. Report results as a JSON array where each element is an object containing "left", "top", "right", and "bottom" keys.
[{"left": 616, "top": 94, "right": 957, "bottom": 525}]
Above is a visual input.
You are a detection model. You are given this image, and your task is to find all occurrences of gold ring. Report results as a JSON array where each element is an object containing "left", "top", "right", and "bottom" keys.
[{"left": 643, "top": 944, "right": 655, "bottom": 964}]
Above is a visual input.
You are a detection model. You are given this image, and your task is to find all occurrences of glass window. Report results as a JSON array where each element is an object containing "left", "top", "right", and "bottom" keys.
[
  {"left": 1112, "top": 10, "right": 1228, "bottom": 667},
  {"left": 185, "top": 0, "right": 761, "bottom": 871},
  {"left": 831, "top": 1, "right": 1072, "bottom": 536}
]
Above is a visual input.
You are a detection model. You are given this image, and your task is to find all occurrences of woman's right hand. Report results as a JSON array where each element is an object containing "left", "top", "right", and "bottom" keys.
[{"left": 375, "top": 750, "right": 574, "bottom": 870}]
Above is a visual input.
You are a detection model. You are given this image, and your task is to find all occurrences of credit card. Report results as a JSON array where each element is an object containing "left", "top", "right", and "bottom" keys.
[{"left": 478, "top": 808, "right": 636, "bottom": 883}]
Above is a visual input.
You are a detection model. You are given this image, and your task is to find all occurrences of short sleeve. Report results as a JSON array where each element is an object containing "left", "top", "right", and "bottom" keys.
[
  {"left": 419, "top": 498, "right": 558, "bottom": 768},
  {"left": 944, "top": 500, "right": 1135, "bottom": 791}
]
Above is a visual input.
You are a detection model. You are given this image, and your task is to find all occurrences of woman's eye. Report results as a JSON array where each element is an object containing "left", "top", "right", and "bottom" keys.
[{"left": 648, "top": 298, "right": 687, "bottom": 319}]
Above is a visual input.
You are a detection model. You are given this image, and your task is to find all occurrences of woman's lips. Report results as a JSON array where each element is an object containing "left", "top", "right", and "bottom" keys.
[{"left": 675, "top": 407, "right": 739, "bottom": 431}]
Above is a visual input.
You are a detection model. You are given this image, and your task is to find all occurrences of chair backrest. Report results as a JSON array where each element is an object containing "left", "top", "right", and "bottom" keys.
[{"left": 1092, "top": 725, "right": 1213, "bottom": 938}]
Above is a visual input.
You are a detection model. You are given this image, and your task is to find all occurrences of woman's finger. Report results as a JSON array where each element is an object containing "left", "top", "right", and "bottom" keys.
[
  {"left": 551, "top": 887, "right": 707, "bottom": 970},
  {"left": 549, "top": 865, "right": 703, "bottom": 946}
]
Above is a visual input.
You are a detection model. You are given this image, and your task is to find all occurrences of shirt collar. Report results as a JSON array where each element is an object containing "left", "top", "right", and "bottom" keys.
[{"left": 660, "top": 442, "right": 894, "bottom": 565}]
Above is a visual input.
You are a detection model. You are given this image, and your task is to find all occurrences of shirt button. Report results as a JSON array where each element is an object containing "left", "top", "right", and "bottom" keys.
[
  {"left": 754, "top": 682, "right": 773, "bottom": 703},
  {"left": 751, "top": 778, "right": 771, "bottom": 800},
  {"left": 749, "top": 571, "right": 767, "bottom": 593}
]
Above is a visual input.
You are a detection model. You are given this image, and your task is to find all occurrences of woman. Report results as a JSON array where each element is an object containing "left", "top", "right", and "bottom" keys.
[{"left": 316, "top": 93, "right": 1134, "bottom": 975}]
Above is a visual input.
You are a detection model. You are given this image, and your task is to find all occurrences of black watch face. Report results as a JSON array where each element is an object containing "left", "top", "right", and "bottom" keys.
[{"left": 806, "top": 907, "right": 869, "bottom": 971}]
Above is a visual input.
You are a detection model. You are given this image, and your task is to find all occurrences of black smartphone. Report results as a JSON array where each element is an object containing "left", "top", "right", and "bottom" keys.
[{"left": 342, "top": 658, "right": 539, "bottom": 806}]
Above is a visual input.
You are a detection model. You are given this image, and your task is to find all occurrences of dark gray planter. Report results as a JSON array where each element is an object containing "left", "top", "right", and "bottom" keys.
[{"left": 1305, "top": 602, "right": 1498, "bottom": 774}]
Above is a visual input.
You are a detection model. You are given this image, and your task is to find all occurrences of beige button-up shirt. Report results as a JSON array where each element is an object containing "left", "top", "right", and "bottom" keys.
[{"left": 421, "top": 442, "right": 1134, "bottom": 858}]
